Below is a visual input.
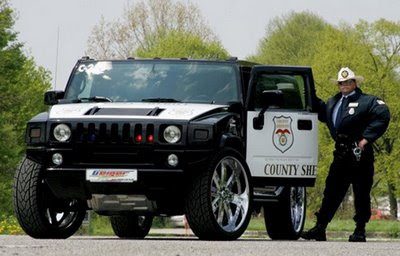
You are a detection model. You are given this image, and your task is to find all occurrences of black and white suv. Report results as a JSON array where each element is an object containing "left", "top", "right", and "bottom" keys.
[{"left": 14, "top": 57, "right": 319, "bottom": 240}]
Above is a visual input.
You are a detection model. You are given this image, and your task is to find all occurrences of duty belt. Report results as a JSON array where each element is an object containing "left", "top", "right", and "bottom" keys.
[{"left": 335, "top": 134, "right": 362, "bottom": 162}]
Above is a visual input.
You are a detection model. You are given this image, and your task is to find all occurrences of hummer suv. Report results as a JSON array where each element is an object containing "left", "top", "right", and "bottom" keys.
[{"left": 14, "top": 57, "right": 319, "bottom": 240}]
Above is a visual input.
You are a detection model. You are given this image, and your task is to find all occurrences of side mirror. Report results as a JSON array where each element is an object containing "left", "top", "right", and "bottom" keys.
[
  {"left": 227, "top": 102, "right": 242, "bottom": 113},
  {"left": 44, "top": 91, "right": 65, "bottom": 105},
  {"left": 253, "top": 90, "right": 284, "bottom": 130}
]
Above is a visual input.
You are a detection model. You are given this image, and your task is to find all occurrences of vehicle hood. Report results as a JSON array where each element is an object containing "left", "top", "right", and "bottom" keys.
[{"left": 48, "top": 102, "right": 228, "bottom": 121}]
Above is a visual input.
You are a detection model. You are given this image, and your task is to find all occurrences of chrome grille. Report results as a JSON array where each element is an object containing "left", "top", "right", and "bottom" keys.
[{"left": 72, "top": 122, "right": 156, "bottom": 144}]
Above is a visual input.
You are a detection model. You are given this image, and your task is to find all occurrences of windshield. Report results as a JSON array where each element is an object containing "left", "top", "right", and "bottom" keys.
[{"left": 64, "top": 61, "right": 240, "bottom": 104}]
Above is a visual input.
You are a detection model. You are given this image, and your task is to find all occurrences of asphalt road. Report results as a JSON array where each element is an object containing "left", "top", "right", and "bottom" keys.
[{"left": 1, "top": 235, "right": 400, "bottom": 256}]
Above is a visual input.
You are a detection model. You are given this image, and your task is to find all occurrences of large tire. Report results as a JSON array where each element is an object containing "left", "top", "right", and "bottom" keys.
[
  {"left": 13, "top": 157, "right": 86, "bottom": 239},
  {"left": 185, "top": 148, "right": 252, "bottom": 240},
  {"left": 110, "top": 214, "right": 153, "bottom": 239},
  {"left": 264, "top": 186, "right": 306, "bottom": 240}
]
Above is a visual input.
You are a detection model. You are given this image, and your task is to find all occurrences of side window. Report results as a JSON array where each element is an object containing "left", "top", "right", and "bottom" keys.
[{"left": 254, "top": 73, "right": 306, "bottom": 110}]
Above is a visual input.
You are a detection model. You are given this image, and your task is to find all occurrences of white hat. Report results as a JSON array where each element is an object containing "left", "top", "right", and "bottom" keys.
[{"left": 331, "top": 67, "right": 364, "bottom": 84}]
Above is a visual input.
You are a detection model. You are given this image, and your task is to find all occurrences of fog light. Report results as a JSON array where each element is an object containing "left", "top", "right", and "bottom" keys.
[
  {"left": 52, "top": 153, "right": 63, "bottom": 165},
  {"left": 167, "top": 154, "right": 178, "bottom": 167}
]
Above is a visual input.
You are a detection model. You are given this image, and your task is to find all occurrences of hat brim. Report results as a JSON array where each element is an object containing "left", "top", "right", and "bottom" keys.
[{"left": 330, "top": 76, "right": 364, "bottom": 84}]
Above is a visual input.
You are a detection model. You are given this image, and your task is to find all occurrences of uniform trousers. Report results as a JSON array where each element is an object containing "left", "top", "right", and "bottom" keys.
[{"left": 316, "top": 145, "right": 374, "bottom": 226}]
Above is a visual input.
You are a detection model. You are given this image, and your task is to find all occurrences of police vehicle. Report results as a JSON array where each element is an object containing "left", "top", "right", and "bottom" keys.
[{"left": 14, "top": 57, "right": 319, "bottom": 240}]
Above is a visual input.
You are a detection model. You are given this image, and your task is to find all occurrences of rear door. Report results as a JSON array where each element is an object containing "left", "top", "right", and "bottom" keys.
[{"left": 245, "top": 66, "right": 318, "bottom": 187}]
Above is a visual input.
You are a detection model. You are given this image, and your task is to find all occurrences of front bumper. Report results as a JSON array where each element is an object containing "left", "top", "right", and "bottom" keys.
[
  {"left": 28, "top": 141, "right": 213, "bottom": 205},
  {"left": 45, "top": 167, "right": 185, "bottom": 200}
]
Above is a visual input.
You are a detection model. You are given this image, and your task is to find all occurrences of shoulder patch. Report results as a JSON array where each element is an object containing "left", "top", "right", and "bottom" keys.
[{"left": 377, "top": 100, "right": 385, "bottom": 105}]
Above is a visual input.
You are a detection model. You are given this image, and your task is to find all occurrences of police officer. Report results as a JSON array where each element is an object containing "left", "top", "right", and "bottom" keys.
[{"left": 301, "top": 67, "right": 390, "bottom": 242}]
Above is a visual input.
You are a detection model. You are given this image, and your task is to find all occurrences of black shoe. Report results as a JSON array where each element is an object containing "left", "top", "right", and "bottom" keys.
[
  {"left": 301, "top": 224, "right": 327, "bottom": 241},
  {"left": 349, "top": 228, "right": 366, "bottom": 242}
]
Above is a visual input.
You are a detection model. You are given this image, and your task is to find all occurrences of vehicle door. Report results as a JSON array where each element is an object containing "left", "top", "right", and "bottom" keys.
[{"left": 245, "top": 66, "right": 318, "bottom": 186}]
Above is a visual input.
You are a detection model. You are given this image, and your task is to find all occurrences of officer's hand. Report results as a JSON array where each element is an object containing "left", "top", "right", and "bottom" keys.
[{"left": 358, "top": 138, "right": 368, "bottom": 150}]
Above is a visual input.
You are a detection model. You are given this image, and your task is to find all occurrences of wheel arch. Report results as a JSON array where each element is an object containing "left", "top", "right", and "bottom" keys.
[{"left": 218, "top": 134, "right": 245, "bottom": 156}]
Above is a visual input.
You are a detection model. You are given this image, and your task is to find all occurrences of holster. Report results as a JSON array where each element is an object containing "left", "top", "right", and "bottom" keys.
[{"left": 334, "top": 134, "right": 356, "bottom": 161}]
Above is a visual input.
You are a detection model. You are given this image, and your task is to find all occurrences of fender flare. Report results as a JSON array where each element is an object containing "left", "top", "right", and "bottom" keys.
[{"left": 218, "top": 134, "right": 244, "bottom": 155}]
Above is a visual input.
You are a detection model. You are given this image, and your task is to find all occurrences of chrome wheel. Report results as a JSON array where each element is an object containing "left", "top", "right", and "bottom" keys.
[
  {"left": 210, "top": 156, "right": 250, "bottom": 232},
  {"left": 290, "top": 187, "right": 305, "bottom": 233},
  {"left": 185, "top": 148, "right": 252, "bottom": 240},
  {"left": 264, "top": 186, "right": 306, "bottom": 240}
]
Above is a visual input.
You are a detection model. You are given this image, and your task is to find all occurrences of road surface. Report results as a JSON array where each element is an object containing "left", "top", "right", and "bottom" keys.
[{"left": 1, "top": 235, "right": 400, "bottom": 256}]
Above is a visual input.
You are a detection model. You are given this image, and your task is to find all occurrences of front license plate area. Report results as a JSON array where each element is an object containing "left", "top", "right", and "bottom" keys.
[{"left": 86, "top": 169, "right": 138, "bottom": 183}]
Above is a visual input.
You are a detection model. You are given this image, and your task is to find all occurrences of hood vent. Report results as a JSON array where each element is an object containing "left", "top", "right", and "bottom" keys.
[{"left": 84, "top": 107, "right": 164, "bottom": 116}]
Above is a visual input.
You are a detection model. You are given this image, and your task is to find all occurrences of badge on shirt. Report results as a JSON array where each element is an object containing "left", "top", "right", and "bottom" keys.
[
  {"left": 349, "top": 108, "right": 355, "bottom": 115},
  {"left": 348, "top": 102, "right": 359, "bottom": 107}
]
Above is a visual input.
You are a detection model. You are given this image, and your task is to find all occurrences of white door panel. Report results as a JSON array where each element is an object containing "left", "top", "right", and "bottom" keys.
[{"left": 246, "top": 110, "right": 318, "bottom": 179}]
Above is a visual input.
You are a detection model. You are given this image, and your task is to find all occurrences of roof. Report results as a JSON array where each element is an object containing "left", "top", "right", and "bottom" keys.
[{"left": 77, "top": 56, "right": 259, "bottom": 67}]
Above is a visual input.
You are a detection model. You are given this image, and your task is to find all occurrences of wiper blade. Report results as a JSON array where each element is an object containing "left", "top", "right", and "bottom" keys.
[
  {"left": 78, "top": 96, "right": 113, "bottom": 102},
  {"left": 141, "top": 98, "right": 181, "bottom": 102}
]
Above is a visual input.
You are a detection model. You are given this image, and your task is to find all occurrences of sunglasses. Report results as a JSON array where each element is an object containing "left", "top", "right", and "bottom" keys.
[{"left": 338, "top": 79, "right": 355, "bottom": 85}]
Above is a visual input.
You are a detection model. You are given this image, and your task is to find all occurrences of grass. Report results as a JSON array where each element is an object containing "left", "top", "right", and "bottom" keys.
[
  {"left": 84, "top": 214, "right": 400, "bottom": 237},
  {"left": 2, "top": 213, "right": 400, "bottom": 237},
  {"left": 77, "top": 214, "right": 177, "bottom": 236},
  {"left": 247, "top": 216, "right": 400, "bottom": 237}
]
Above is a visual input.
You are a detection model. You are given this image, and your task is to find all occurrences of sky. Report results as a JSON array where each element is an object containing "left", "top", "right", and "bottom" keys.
[{"left": 9, "top": 0, "right": 400, "bottom": 90}]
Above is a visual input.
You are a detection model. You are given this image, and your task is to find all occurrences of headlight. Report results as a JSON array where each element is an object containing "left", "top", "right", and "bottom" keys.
[
  {"left": 163, "top": 125, "right": 181, "bottom": 143},
  {"left": 53, "top": 124, "right": 71, "bottom": 142}
]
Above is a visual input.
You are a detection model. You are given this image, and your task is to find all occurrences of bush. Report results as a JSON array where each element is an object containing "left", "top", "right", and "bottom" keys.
[
  {"left": 0, "top": 178, "right": 14, "bottom": 217},
  {"left": 0, "top": 215, "right": 23, "bottom": 235}
]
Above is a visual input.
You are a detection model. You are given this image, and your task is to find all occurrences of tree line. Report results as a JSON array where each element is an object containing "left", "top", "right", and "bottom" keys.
[
  {"left": 0, "top": 0, "right": 51, "bottom": 217},
  {"left": 0, "top": 0, "right": 399, "bottom": 219}
]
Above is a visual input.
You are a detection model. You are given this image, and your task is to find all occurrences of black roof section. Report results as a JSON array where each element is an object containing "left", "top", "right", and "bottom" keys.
[
  {"left": 78, "top": 56, "right": 258, "bottom": 67},
  {"left": 77, "top": 56, "right": 312, "bottom": 70}
]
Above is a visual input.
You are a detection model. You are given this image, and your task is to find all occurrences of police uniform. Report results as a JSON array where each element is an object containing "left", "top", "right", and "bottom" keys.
[
  {"left": 317, "top": 87, "right": 390, "bottom": 224},
  {"left": 302, "top": 68, "right": 390, "bottom": 242}
]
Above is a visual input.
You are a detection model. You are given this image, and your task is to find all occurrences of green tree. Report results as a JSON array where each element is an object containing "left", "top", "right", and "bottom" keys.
[
  {"left": 250, "top": 11, "right": 329, "bottom": 65},
  {"left": 135, "top": 30, "right": 229, "bottom": 59},
  {"left": 0, "top": 0, "right": 51, "bottom": 217},
  {"left": 86, "top": 0, "right": 216, "bottom": 59},
  {"left": 354, "top": 19, "right": 400, "bottom": 219}
]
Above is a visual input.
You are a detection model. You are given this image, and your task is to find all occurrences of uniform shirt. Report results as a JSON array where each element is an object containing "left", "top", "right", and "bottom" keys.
[
  {"left": 316, "top": 88, "right": 390, "bottom": 143},
  {"left": 332, "top": 90, "right": 356, "bottom": 128}
]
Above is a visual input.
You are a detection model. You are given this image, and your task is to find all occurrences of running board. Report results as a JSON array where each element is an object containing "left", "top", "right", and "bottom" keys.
[{"left": 253, "top": 186, "right": 284, "bottom": 202}]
